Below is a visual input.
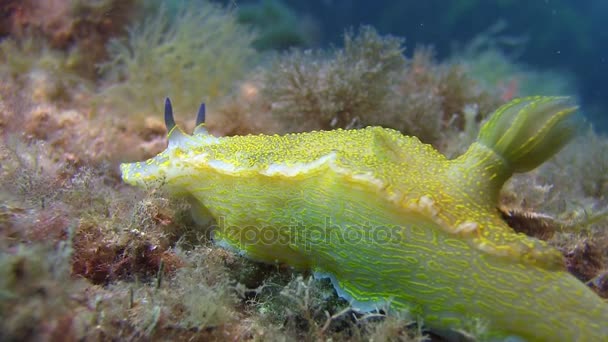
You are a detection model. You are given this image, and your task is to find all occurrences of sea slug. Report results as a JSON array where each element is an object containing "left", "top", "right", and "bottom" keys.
[{"left": 121, "top": 96, "right": 608, "bottom": 340}]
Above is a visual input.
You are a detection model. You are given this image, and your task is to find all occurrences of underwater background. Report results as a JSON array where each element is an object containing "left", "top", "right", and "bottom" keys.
[
  {"left": 226, "top": 0, "right": 608, "bottom": 131},
  {"left": 0, "top": 0, "right": 607, "bottom": 340}
]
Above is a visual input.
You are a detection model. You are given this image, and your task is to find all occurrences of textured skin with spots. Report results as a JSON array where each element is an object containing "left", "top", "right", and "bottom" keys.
[{"left": 122, "top": 97, "right": 608, "bottom": 340}]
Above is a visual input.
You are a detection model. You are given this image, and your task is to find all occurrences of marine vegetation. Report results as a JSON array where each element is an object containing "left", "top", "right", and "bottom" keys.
[
  {"left": 1, "top": 2, "right": 607, "bottom": 338},
  {"left": 0, "top": 37, "right": 93, "bottom": 103},
  {"left": 262, "top": 26, "right": 406, "bottom": 132},
  {"left": 99, "top": 0, "right": 257, "bottom": 119},
  {"left": 0, "top": 0, "right": 138, "bottom": 79},
  {"left": 121, "top": 96, "right": 608, "bottom": 340},
  {"left": 215, "top": 27, "right": 501, "bottom": 149}
]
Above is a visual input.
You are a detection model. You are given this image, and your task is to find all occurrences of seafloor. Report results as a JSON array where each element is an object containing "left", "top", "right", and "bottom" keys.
[{"left": 0, "top": 1, "right": 606, "bottom": 341}]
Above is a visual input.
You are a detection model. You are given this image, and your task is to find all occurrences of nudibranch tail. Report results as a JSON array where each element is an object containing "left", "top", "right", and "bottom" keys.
[
  {"left": 448, "top": 96, "right": 581, "bottom": 270},
  {"left": 477, "top": 96, "right": 580, "bottom": 173}
]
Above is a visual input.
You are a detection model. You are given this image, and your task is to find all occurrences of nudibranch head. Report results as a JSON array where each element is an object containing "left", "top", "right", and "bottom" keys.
[{"left": 120, "top": 98, "right": 218, "bottom": 189}]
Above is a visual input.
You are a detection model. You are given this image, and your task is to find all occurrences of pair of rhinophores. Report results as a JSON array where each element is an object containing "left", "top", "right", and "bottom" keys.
[{"left": 164, "top": 98, "right": 205, "bottom": 135}]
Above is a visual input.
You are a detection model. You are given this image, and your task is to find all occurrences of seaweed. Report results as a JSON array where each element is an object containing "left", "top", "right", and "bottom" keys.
[
  {"left": 499, "top": 128, "right": 608, "bottom": 296},
  {"left": 0, "top": 0, "right": 138, "bottom": 80},
  {"left": 0, "top": 4, "right": 606, "bottom": 338},
  {"left": 0, "top": 236, "right": 89, "bottom": 341},
  {"left": 0, "top": 37, "right": 92, "bottom": 102},
  {"left": 387, "top": 47, "right": 501, "bottom": 148},
  {"left": 99, "top": 1, "right": 258, "bottom": 122},
  {"left": 227, "top": 26, "right": 501, "bottom": 150},
  {"left": 263, "top": 26, "right": 406, "bottom": 132}
]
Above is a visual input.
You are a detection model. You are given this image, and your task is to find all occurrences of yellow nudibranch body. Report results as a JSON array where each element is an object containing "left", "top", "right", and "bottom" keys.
[{"left": 121, "top": 97, "right": 608, "bottom": 341}]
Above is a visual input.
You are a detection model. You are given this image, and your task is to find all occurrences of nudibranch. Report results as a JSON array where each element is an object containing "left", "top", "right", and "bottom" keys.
[{"left": 121, "top": 97, "right": 608, "bottom": 340}]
